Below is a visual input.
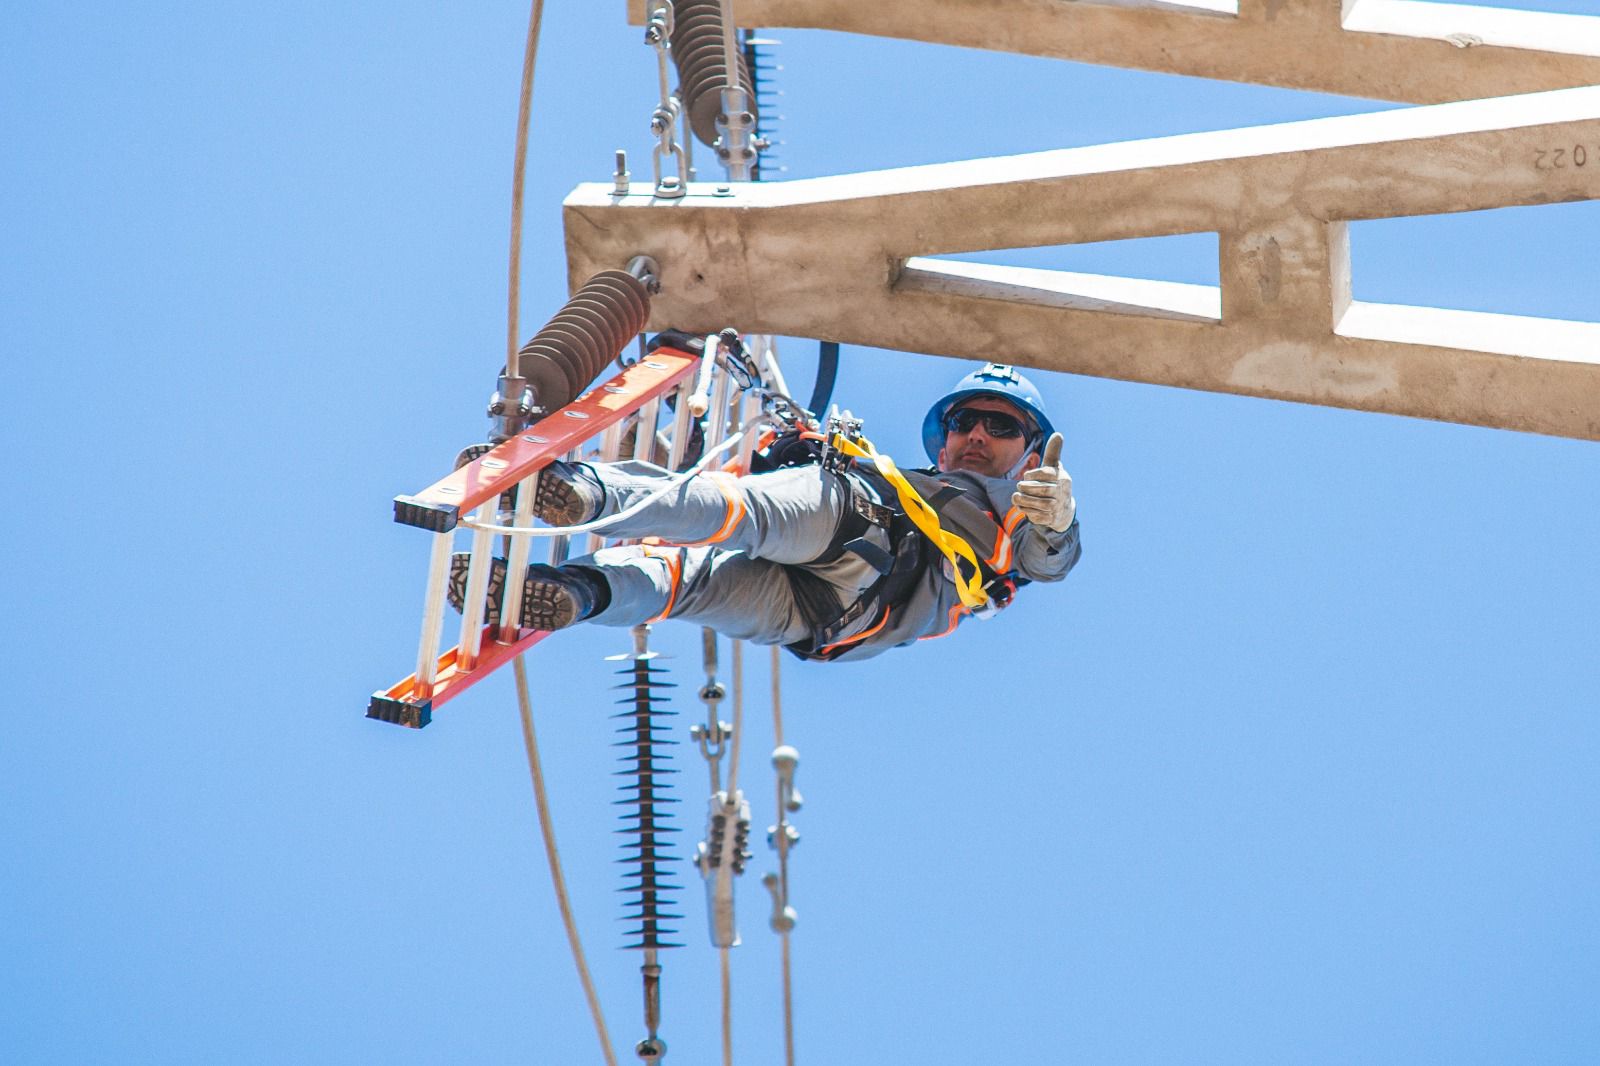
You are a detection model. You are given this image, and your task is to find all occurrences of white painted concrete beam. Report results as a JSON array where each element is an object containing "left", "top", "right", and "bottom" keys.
[
  {"left": 565, "top": 87, "right": 1600, "bottom": 439},
  {"left": 627, "top": 0, "right": 1600, "bottom": 104}
]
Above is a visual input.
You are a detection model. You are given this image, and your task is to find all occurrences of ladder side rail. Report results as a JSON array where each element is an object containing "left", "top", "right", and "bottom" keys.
[
  {"left": 456, "top": 500, "right": 498, "bottom": 669},
  {"left": 549, "top": 447, "right": 577, "bottom": 566},
  {"left": 667, "top": 375, "right": 697, "bottom": 470},
  {"left": 707, "top": 349, "right": 734, "bottom": 451},
  {"left": 593, "top": 415, "right": 630, "bottom": 555},
  {"left": 412, "top": 531, "right": 456, "bottom": 702},
  {"left": 634, "top": 395, "right": 663, "bottom": 463},
  {"left": 499, "top": 463, "right": 541, "bottom": 644}
]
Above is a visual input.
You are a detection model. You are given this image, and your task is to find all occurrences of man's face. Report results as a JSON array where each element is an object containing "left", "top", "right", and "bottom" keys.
[{"left": 936, "top": 397, "right": 1037, "bottom": 478}]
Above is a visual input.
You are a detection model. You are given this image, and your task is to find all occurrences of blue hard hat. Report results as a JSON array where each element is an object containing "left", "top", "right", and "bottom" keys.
[{"left": 920, "top": 363, "right": 1056, "bottom": 464}]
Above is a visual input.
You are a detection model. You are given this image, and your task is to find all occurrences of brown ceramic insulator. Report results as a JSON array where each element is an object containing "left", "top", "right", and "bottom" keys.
[
  {"left": 515, "top": 270, "right": 651, "bottom": 412},
  {"left": 669, "top": 0, "right": 758, "bottom": 149}
]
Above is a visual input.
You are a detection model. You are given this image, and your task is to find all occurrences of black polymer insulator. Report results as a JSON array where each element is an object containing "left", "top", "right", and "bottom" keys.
[
  {"left": 617, "top": 658, "right": 680, "bottom": 952},
  {"left": 669, "top": 1, "right": 759, "bottom": 149},
  {"left": 515, "top": 269, "right": 651, "bottom": 415}
]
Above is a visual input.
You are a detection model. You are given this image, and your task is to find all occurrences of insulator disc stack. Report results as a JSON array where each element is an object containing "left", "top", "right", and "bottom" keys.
[
  {"left": 669, "top": 0, "right": 759, "bottom": 149},
  {"left": 516, "top": 269, "right": 651, "bottom": 415},
  {"left": 615, "top": 657, "right": 684, "bottom": 951}
]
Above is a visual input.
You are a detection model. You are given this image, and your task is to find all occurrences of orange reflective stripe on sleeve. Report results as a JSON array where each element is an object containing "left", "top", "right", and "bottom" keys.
[
  {"left": 986, "top": 506, "right": 1026, "bottom": 572},
  {"left": 684, "top": 471, "right": 746, "bottom": 546},
  {"left": 643, "top": 546, "right": 684, "bottom": 622}
]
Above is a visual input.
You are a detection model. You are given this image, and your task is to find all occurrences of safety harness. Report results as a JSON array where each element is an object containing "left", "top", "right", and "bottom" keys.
[{"left": 755, "top": 427, "right": 1024, "bottom": 662}]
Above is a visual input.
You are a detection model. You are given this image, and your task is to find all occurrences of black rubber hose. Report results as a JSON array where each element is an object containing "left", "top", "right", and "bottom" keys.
[{"left": 808, "top": 340, "right": 840, "bottom": 418}]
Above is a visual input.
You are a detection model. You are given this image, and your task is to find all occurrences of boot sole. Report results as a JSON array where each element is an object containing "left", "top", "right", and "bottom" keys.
[
  {"left": 533, "top": 467, "right": 594, "bottom": 526},
  {"left": 448, "top": 556, "right": 583, "bottom": 631}
]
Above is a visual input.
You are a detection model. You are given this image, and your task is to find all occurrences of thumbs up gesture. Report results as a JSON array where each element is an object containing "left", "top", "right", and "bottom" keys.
[{"left": 1012, "top": 432, "right": 1075, "bottom": 532}]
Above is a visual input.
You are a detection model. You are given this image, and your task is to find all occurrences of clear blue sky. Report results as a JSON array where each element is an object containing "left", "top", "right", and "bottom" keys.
[{"left": 4, "top": 3, "right": 1598, "bottom": 1064}]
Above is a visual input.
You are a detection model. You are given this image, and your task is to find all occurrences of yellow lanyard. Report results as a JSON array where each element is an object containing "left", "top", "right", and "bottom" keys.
[{"left": 828, "top": 433, "right": 990, "bottom": 610}]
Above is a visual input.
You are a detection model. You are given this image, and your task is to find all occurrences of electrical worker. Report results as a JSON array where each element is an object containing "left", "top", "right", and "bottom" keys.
[{"left": 449, "top": 363, "right": 1081, "bottom": 661}]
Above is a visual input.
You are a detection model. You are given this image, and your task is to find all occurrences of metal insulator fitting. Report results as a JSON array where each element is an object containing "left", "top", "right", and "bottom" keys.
[
  {"left": 772, "top": 744, "right": 802, "bottom": 811},
  {"left": 689, "top": 718, "right": 731, "bottom": 761},
  {"left": 486, "top": 371, "right": 536, "bottom": 443},
  {"left": 762, "top": 872, "right": 797, "bottom": 933},
  {"left": 627, "top": 255, "right": 662, "bottom": 294},
  {"left": 695, "top": 789, "right": 751, "bottom": 949}
]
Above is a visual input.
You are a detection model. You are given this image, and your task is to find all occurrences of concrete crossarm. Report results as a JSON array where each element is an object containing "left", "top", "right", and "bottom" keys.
[
  {"left": 626, "top": 0, "right": 1600, "bottom": 104},
  {"left": 564, "top": 86, "right": 1600, "bottom": 440}
]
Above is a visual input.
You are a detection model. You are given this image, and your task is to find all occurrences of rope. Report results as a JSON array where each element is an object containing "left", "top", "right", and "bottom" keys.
[
  {"left": 727, "top": 641, "right": 744, "bottom": 798},
  {"left": 461, "top": 418, "right": 771, "bottom": 537},
  {"left": 719, "top": 639, "right": 746, "bottom": 1066},
  {"left": 780, "top": 934, "right": 795, "bottom": 1066},
  {"left": 501, "top": 6, "right": 615, "bottom": 1064},
  {"left": 770, "top": 644, "right": 796, "bottom": 1066},
  {"left": 719, "top": 948, "right": 734, "bottom": 1066},
  {"left": 506, "top": 0, "right": 544, "bottom": 380},
  {"left": 513, "top": 656, "right": 618, "bottom": 1066},
  {"left": 769, "top": 644, "right": 783, "bottom": 747}
]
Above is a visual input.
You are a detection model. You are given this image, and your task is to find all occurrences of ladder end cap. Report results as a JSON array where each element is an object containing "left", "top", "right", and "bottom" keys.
[
  {"left": 367, "top": 694, "right": 432, "bottom": 729},
  {"left": 393, "top": 495, "right": 460, "bottom": 532}
]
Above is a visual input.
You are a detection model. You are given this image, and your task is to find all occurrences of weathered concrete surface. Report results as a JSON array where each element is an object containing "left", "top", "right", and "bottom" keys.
[
  {"left": 565, "top": 86, "right": 1600, "bottom": 439},
  {"left": 627, "top": 0, "right": 1600, "bottom": 104}
]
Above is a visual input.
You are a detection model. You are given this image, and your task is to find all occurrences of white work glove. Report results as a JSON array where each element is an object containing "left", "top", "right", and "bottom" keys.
[{"left": 1012, "top": 432, "right": 1076, "bottom": 532}]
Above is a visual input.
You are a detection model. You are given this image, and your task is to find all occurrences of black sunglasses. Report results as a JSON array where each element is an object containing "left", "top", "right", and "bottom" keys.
[{"left": 943, "top": 408, "right": 1027, "bottom": 439}]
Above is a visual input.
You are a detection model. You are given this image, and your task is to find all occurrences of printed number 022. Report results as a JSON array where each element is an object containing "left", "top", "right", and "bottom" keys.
[{"left": 1535, "top": 145, "right": 1597, "bottom": 169}]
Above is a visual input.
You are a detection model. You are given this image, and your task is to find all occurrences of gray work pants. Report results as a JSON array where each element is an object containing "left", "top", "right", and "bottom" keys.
[{"left": 565, "top": 461, "right": 885, "bottom": 645}]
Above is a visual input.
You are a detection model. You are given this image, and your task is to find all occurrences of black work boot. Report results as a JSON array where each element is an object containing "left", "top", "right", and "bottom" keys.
[
  {"left": 534, "top": 460, "right": 605, "bottom": 526},
  {"left": 447, "top": 555, "right": 606, "bottom": 630}
]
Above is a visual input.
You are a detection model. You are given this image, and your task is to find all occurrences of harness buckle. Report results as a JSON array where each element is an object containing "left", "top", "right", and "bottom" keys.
[
  {"left": 849, "top": 490, "right": 894, "bottom": 530},
  {"left": 819, "top": 410, "right": 864, "bottom": 474}
]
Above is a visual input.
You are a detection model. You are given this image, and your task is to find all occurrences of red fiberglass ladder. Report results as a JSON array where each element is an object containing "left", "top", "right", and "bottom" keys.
[{"left": 369, "top": 328, "right": 790, "bottom": 728}]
